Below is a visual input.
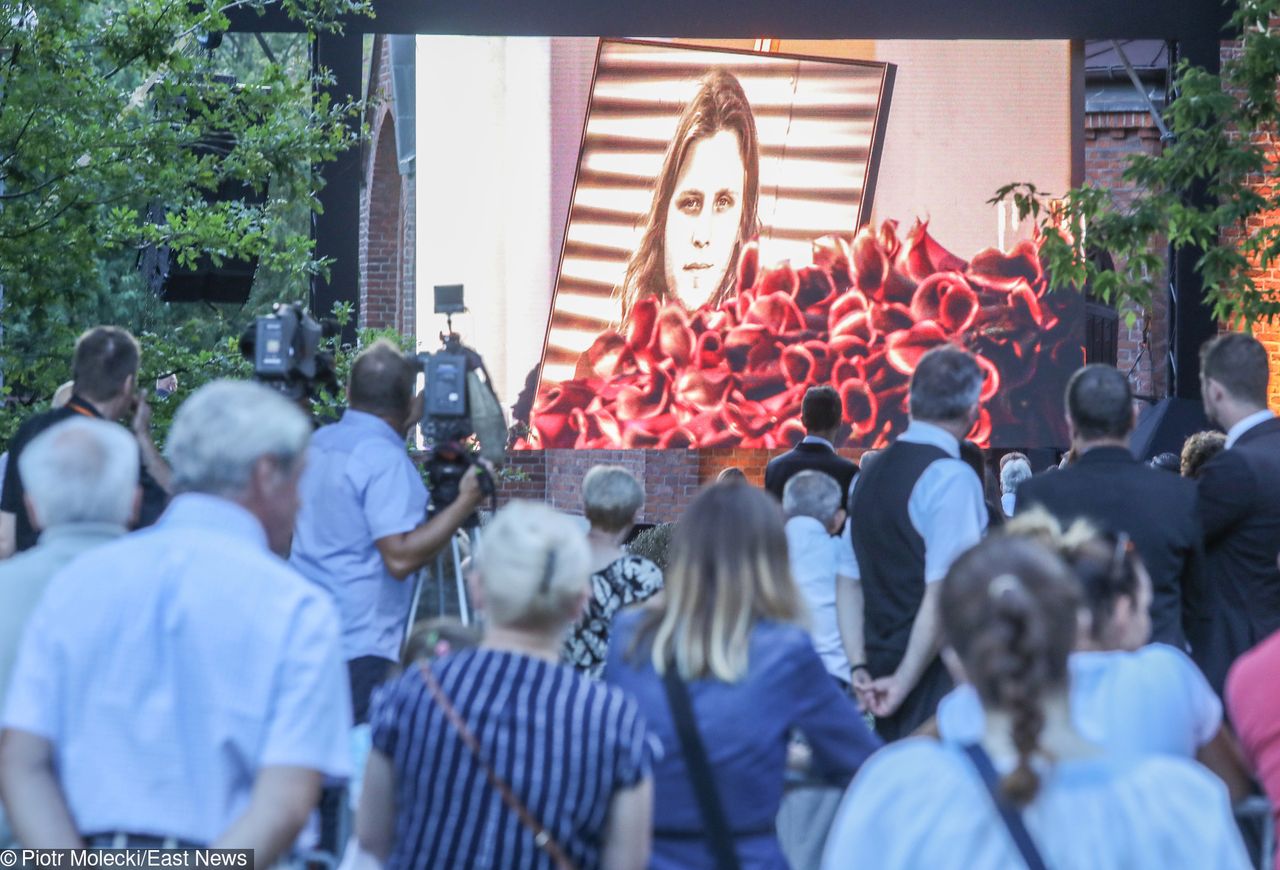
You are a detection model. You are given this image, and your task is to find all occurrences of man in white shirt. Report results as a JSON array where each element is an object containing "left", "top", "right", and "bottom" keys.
[
  {"left": 783, "top": 471, "right": 863, "bottom": 690},
  {"left": 0, "top": 381, "right": 351, "bottom": 864},
  {"left": 847, "top": 346, "right": 988, "bottom": 740}
]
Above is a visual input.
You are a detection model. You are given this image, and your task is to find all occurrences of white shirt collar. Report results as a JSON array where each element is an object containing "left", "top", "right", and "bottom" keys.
[
  {"left": 1225, "top": 409, "right": 1275, "bottom": 449},
  {"left": 785, "top": 514, "right": 831, "bottom": 537},
  {"left": 897, "top": 419, "right": 961, "bottom": 458},
  {"left": 801, "top": 435, "right": 835, "bottom": 450}
]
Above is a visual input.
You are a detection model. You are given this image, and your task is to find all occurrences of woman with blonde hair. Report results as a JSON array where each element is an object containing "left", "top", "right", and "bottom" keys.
[
  {"left": 606, "top": 482, "right": 879, "bottom": 869},
  {"left": 357, "top": 501, "right": 656, "bottom": 870}
]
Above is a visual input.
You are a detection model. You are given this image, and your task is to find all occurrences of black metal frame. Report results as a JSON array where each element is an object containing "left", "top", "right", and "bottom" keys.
[{"left": 227, "top": 0, "right": 1231, "bottom": 397}]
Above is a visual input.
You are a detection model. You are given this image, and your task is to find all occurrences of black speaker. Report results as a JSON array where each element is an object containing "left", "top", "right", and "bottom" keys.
[{"left": 139, "top": 83, "right": 264, "bottom": 304}]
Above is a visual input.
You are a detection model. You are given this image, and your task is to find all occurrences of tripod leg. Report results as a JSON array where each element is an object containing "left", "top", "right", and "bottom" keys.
[{"left": 453, "top": 533, "right": 470, "bottom": 626}]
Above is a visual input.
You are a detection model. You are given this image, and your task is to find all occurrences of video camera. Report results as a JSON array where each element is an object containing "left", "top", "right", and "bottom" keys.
[
  {"left": 416, "top": 286, "right": 507, "bottom": 523},
  {"left": 241, "top": 302, "right": 339, "bottom": 402}
]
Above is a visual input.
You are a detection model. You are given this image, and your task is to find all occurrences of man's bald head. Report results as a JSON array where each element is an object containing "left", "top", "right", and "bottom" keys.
[{"left": 348, "top": 339, "right": 417, "bottom": 421}]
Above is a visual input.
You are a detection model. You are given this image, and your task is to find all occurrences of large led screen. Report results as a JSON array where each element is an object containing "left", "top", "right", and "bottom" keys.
[{"left": 415, "top": 38, "right": 1084, "bottom": 450}]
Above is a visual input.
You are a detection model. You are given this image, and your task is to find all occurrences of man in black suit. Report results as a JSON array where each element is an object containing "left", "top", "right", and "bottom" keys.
[
  {"left": 1193, "top": 333, "right": 1280, "bottom": 692},
  {"left": 1015, "top": 364, "right": 1205, "bottom": 651},
  {"left": 765, "top": 385, "right": 858, "bottom": 506}
]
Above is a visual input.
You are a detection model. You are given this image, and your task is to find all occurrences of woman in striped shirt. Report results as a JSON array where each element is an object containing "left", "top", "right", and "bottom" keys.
[{"left": 355, "top": 501, "right": 657, "bottom": 870}]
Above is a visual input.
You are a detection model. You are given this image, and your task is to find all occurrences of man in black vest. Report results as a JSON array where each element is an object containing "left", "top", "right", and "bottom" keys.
[
  {"left": 765, "top": 386, "right": 858, "bottom": 507},
  {"left": 1015, "top": 364, "right": 1205, "bottom": 651},
  {"left": 1193, "top": 333, "right": 1280, "bottom": 692},
  {"left": 0, "top": 327, "right": 169, "bottom": 557},
  {"left": 849, "top": 346, "right": 987, "bottom": 740}
]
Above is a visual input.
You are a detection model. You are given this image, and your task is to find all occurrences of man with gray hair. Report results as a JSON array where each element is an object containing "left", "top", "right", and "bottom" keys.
[
  {"left": 847, "top": 345, "right": 988, "bottom": 740},
  {"left": 0, "top": 418, "right": 138, "bottom": 847},
  {"left": 0, "top": 381, "right": 350, "bottom": 864},
  {"left": 783, "top": 471, "right": 865, "bottom": 691}
]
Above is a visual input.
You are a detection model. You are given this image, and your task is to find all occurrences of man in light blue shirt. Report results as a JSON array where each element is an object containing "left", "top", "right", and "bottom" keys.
[
  {"left": 0, "top": 418, "right": 137, "bottom": 848},
  {"left": 289, "top": 340, "right": 485, "bottom": 722},
  {"left": 0, "top": 381, "right": 351, "bottom": 865}
]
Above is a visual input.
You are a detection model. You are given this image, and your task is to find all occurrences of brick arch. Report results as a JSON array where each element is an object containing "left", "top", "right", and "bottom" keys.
[{"left": 360, "top": 107, "right": 403, "bottom": 331}]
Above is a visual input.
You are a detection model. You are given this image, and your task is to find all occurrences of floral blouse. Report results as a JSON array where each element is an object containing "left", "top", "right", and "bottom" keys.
[{"left": 563, "top": 555, "right": 664, "bottom": 678}]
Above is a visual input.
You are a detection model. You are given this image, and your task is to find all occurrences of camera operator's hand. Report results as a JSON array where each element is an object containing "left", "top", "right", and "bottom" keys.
[
  {"left": 130, "top": 389, "right": 153, "bottom": 438},
  {"left": 458, "top": 460, "right": 495, "bottom": 509},
  {"left": 376, "top": 458, "right": 496, "bottom": 581}
]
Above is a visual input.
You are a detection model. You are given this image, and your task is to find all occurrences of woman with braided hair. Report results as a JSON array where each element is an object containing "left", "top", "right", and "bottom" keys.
[
  {"left": 933, "top": 510, "right": 1248, "bottom": 795},
  {"left": 821, "top": 535, "right": 1248, "bottom": 869}
]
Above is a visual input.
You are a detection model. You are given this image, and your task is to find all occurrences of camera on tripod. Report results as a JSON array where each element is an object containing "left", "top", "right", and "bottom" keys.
[
  {"left": 416, "top": 285, "right": 507, "bottom": 522},
  {"left": 242, "top": 302, "right": 338, "bottom": 401}
]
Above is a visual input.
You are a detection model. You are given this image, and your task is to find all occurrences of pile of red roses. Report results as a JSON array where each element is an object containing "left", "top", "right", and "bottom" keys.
[{"left": 523, "top": 219, "right": 1083, "bottom": 450}]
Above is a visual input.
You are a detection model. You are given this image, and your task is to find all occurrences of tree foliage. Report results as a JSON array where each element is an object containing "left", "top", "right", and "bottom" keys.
[
  {"left": 0, "top": 0, "right": 370, "bottom": 447},
  {"left": 995, "top": 0, "right": 1280, "bottom": 329}
]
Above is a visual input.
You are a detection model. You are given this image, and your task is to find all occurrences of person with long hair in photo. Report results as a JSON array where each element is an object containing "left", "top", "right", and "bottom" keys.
[
  {"left": 822, "top": 535, "right": 1249, "bottom": 869},
  {"left": 606, "top": 483, "right": 879, "bottom": 870},
  {"left": 616, "top": 68, "right": 761, "bottom": 328}
]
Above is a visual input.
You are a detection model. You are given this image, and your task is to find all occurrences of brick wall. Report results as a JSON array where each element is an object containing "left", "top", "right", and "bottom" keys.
[
  {"left": 1083, "top": 111, "right": 1169, "bottom": 400},
  {"left": 1221, "top": 41, "right": 1280, "bottom": 411},
  {"left": 360, "top": 36, "right": 415, "bottom": 339}
]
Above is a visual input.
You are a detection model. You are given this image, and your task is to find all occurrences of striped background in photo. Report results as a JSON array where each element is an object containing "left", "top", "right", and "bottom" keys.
[{"left": 541, "top": 40, "right": 893, "bottom": 384}]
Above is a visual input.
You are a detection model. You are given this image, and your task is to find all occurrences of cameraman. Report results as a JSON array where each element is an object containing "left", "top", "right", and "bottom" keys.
[{"left": 289, "top": 340, "right": 487, "bottom": 722}]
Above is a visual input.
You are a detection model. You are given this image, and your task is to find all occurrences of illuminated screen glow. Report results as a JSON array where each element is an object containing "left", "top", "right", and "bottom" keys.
[{"left": 415, "top": 37, "right": 1083, "bottom": 450}]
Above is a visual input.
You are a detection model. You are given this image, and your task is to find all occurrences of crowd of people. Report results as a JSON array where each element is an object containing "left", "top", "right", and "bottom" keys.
[{"left": 0, "top": 324, "right": 1277, "bottom": 869}]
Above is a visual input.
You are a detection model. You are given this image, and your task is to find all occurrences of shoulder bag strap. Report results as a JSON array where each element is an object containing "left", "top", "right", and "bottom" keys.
[
  {"left": 418, "top": 663, "right": 576, "bottom": 870},
  {"left": 960, "top": 743, "right": 1049, "bottom": 870},
  {"left": 661, "top": 666, "right": 742, "bottom": 870}
]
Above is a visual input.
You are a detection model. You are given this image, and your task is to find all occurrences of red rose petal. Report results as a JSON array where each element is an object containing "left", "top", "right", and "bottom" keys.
[
  {"left": 628, "top": 298, "right": 658, "bottom": 350},
  {"left": 757, "top": 262, "right": 800, "bottom": 298},
  {"left": 967, "top": 239, "right": 1042, "bottom": 293},
  {"left": 746, "top": 291, "right": 805, "bottom": 332},
  {"left": 696, "top": 330, "right": 725, "bottom": 368},
  {"left": 885, "top": 321, "right": 949, "bottom": 374},
  {"left": 812, "top": 235, "right": 853, "bottom": 290},
  {"left": 616, "top": 372, "right": 671, "bottom": 421},
  {"left": 656, "top": 306, "right": 694, "bottom": 366},
  {"left": 575, "top": 331, "right": 635, "bottom": 380},
  {"left": 676, "top": 369, "right": 733, "bottom": 410},
  {"left": 852, "top": 226, "right": 888, "bottom": 299},
  {"left": 900, "top": 218, "right": 968, "bottom": 282},
  {"left": 975, "top": 353, "right": 1000, "bottom": 403},
  {"left": 781, "top": 344, "right": 816, "bottom": 386},
  {"left": 838, "top": 378, "right": 879, "bottom": 439},
  {"left": 967, "top": 407, "right": 993, "bottom": 446},
  {"left": 796, "top": 265, "right": 836, "bottom": 309},
  {"left": 871, "top": 303, "right": 914, "bottom": 335},
  {"left": 939, "top": 284, "right": 980, "bottom": 334},
  {"left": 779, "top": 418, "right": 808, "bottom": 446}
]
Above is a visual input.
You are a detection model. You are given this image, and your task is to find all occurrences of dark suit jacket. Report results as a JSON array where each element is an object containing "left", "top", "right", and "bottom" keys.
[
  {"left": 1192, "top": 416, "right": 1280, "bottom": 692},
  {"left": 1015, "top": 446, "right": 1205, "bottom": 650},
  {"left": 764, "top": 441, "right": 858, "bottom": 507}
]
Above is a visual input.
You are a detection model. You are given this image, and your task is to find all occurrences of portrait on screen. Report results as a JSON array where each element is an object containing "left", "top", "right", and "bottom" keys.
[{"left": 516, "top": 39, "right": 1083, "bottom": 451}]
